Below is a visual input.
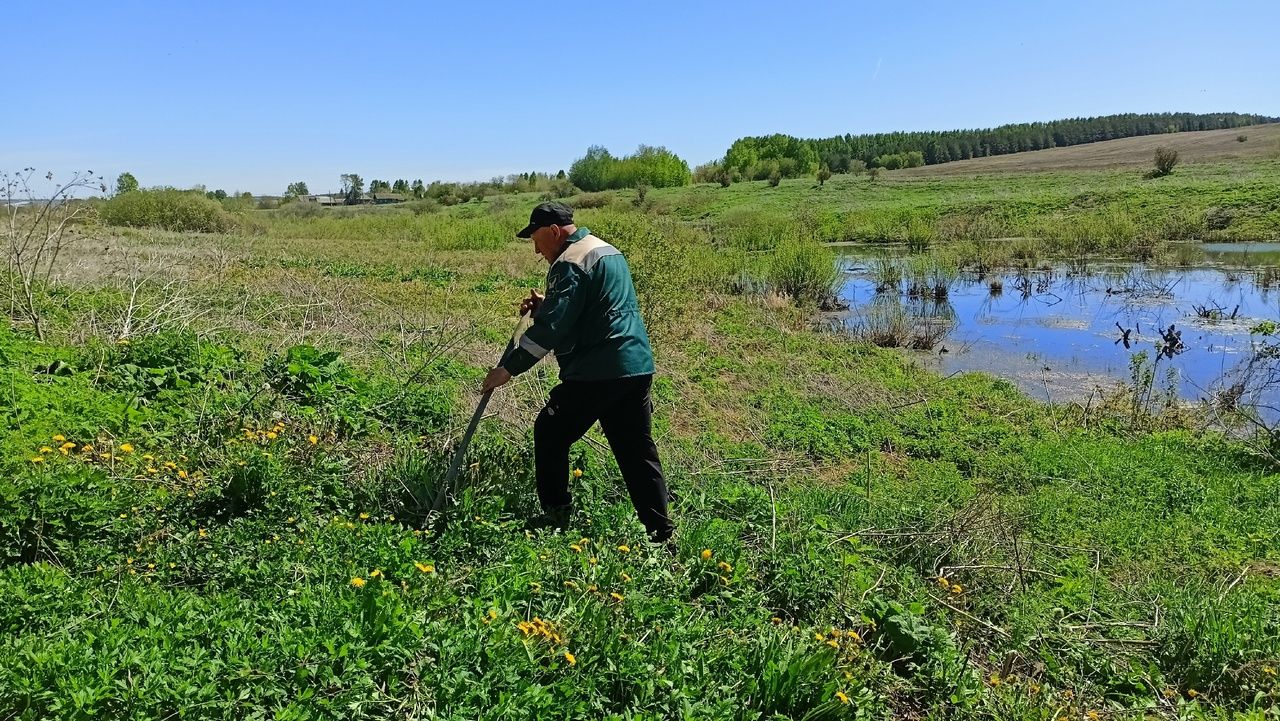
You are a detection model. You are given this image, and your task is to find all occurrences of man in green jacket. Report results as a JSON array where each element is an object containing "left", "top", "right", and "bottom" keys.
[{"left": 481, "top": 202, "right": 674, "bottom": 543}]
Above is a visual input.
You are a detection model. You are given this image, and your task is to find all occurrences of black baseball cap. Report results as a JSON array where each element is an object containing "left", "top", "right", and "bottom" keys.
[{"left": 516, "top": 201, "right": 574, "bottom": 238}]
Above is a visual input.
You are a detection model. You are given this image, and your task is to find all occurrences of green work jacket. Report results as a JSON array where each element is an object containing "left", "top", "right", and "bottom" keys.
[{"left": 502, "top": 227, "right": 655, "bottom": 382}]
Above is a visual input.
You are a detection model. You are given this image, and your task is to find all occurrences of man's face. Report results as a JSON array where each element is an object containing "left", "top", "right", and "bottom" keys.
[{"left": 531, "top": 225, "right": 562, "bottom": 263}]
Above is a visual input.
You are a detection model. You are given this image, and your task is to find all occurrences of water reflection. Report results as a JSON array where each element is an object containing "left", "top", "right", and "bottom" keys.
[{"left": 834, "top": 247, "right": 1280, "bottom": 418}]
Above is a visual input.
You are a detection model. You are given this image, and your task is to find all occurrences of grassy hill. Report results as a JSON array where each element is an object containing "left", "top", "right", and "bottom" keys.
[
  {"left": 3, "top": 157, "right": 1279, "bottom": 719},
  {"left": 903, "top": 124, "right": 1280, "bottom": 175}
]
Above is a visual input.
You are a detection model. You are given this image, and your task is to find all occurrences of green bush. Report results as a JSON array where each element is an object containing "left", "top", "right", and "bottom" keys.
[
  {"left": 101, "top": 189, "right": 236, "bottom": 233},
  {"left": 568, "top": 192, "right": 614, "bottom": 210},
  {"left": 569, "top": 145, "right": 692, "bottom": 191},
  {"left": 767, "top": 237, "right": 838, "bottom": 306}
]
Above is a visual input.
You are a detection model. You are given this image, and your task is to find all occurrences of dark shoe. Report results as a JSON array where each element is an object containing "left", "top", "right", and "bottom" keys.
[
  {"left": 647, "top": 527, "right": 676, "bottom": 556},
  {"left": 523, "top": 505, "right": 572, "bottom": 534}
]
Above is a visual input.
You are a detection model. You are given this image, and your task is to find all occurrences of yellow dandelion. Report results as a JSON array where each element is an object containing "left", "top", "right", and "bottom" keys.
[
  {"left": 564, "top": 580, "right": 579, "bottom": 590},
  {"left": 487, "top": 609, "right": 498, "bottom": 621},
  {"left": 569, "top": 544, "right": 582, "bottom": 553},
  {"left": 39, "top": 446, "right": 53, "bottom": 453},
  {"left": 588, "top": 557, "right": 598, "bottom": 566},
  {"left": 31, "top": 456, "right": 44, "bottom": 464},
  {"left": 814, "top": 633, "right": 825, "bottom": 642},
  {"left": 700, "top": 549, "right": 713, "bottom": 560},
  {"left": 120, "top": 443, "right": 134, "bottom": 453},
  {"left": 163, "top": 461, "right": 176, "bottom": 469},
  {"left": 308, "top": 434, "right": 318, "bottom": 444},
  {"left": 350, "top": 577, "right": 366, "bottom": 588},
  {"left": 1086, "top": 712, "right": 1100, "bottom": 721},
  {"left": 950, "top": 584, "right": 963, "bottom": 595},
  {"left": 529, "top": 582, "right": 541, "bottom": 591},
  {"left": 937, "top": 576, "right": 950, "bottom": 588},
  {"left": 1263, "top": 665, "right": 1277, "bottom": 676},
  {"left": 369, "top": 568, "right": 382, "bottom": 578},
  {"left": 198, "top": 528, "right": 207, "bottom": 538},
  {"left": 989, "top": 674, "right": 1001, "bottom": 687},
  {"left": 771, "top": 617, "right": 783, "bottom": 625},
  {"left": 572, "top": 468, "right": 583, "bottom": 478},
  {"left": 718, "top": 561, "right": 733, "bottom": 573},
  {"left": 620, "top": 572, "right": 632, "bottom": 583},
  {"left": 617, "top": 544, "right": 630, "bottom": 553},
  {"left": 81, "top": 444, "right": 94, "bottom": 453},
  {"left": 587, "top": 584, "right": 598, "bottom": 592},
  {"left": 52, "top": 434, "right": 66, "bottom": 442},
  {"left": 825, "top": 639, "right": 839, "bottom": 649},
  {"left": 415, "top": 562, "right": 434, "bottom": 574},
  {"left": 177, "top": 469, "right": 188, "bottom": 479},
  {"left": 266, "top": 432, "right": 277, "bottom": 440},
  {"left": 1187, "top": 689, "right": 1199, "bottom": 698},
  {"left": 564, "top": 651, "right": 576, "bottom": 665},
  {"left": 835, "top": 691, "right": 850, "bottom": 704},
  {"left": 127, "top": 557, "right": 134, "bottom": 564},
  {"left": 610, "top": 592, "right": 625, "bottom": 602},
  {"left": 359, "top": 512, "right": 369, "bottom": 520},
  {"left": 287, "top": 517, "right": 296, "bottom": 523},
  {"left": 142, "top": 454, "right": 154, "bottom": 461},
  {"left": 118, "top": 512, "right": 127, "bottom": 518}
]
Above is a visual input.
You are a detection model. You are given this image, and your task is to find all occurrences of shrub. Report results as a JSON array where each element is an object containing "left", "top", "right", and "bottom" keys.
[
  {"left": 404, "top": 199, "right": 441, "bottom": 215},
  {"left": 277, "top": 200, "right": 323, "bottom": 219},
  {"left": 568, "top": 144, "right": 692, "bottom": 191},
  {"left": 101, "top": 189, "right": 237, "bottom": 233},
  {"left": 767, "top": 237, "right": 838, "bottom": 306},
  {"left": 692, "top": 162, "right": 723, "bottom": 184},
  {"left": 1204, "top": 206, "right": 1234, "bottom": 231},
  {"left": 1237, "top": 135, "right": 1248, "bottom": 143},
  {"left": 768, "top": 171, "right": 782, "bottom": 187},
  {"left": 816, "top": 166, "right": 832, "bottom": 187},
  {"left": 1150, "top": 147, "right": 1179, "bottom": 177},
  {"left": 568, "top": 192, "right": 613, "bottom": 210}
]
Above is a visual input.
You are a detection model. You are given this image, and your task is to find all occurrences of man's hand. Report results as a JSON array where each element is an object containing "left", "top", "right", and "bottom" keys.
[
  {"left": 481, "top": 366, "right": 512, "bottom": 394},
  {"left": 519, "top": 289, "right": 544, "bottom": 317}
]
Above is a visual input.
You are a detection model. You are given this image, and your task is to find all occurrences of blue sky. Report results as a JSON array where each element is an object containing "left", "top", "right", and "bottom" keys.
[{"left": 7, "top": 0, "right": 1278, "bottom": 195}]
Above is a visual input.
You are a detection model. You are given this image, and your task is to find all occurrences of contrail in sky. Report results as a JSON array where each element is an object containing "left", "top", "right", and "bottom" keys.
[{"left": 872, "top": 57, "right": 882, "bottom": 81}]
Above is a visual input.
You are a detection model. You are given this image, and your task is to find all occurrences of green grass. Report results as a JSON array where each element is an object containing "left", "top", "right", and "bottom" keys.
[
  {"left": 3, "top": 166, "right": 1280, "bottom": 719},
  {"left": 647, "top": 159, "right": 1280, "bottom": 247}
]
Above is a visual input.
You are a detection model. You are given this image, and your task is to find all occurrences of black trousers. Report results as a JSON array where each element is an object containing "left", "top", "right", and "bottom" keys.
[{"left": 533, "top": 374, "right": 673, "bottom": 540}]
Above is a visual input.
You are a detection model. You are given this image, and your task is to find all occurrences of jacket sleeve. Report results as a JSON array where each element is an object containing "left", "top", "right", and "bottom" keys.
[{"left": 502, "top": 263, "right": 587, "bottom": 377}]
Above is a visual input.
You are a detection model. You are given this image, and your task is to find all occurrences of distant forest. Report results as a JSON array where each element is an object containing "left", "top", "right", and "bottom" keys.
[{"left": 720, "top": 112, "right": 1279, "bottom": 178}]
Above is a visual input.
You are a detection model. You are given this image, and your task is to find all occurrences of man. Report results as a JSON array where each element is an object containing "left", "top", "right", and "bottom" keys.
[{"left": 481, "top": 201, "right": 674, "bottom": 544}]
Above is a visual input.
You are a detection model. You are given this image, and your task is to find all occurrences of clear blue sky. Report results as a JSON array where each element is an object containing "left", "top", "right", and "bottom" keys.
[{"left": 7, "top": 0, "right": 1278, "bottom": 196}]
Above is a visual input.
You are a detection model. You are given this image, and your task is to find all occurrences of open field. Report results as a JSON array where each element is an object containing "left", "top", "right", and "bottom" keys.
[
  {"left": 902, "top": 124, "right": 1280, "bottom": 176},
  {"left": 3, "top": 158, "right": 1280, "bottom": 719}
]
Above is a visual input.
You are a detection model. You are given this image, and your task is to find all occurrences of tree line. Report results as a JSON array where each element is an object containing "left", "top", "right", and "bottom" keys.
[{"left": 720, "top": 112, "right": 1279, "bottom": 178}]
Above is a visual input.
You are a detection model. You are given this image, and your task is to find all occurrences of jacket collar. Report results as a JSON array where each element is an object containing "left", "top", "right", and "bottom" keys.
[{"left": 564, "top": 227, "right": 590, "bottom": 244}]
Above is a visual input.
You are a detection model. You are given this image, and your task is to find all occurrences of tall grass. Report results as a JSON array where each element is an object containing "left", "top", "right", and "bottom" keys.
[{"left": 767, "top": 237, "right": 839, "bottom": 306}]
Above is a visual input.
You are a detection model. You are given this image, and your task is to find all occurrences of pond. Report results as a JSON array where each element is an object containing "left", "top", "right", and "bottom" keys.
[{"left": 832, "top": 243, "right": 1280, "bottom": 419}]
